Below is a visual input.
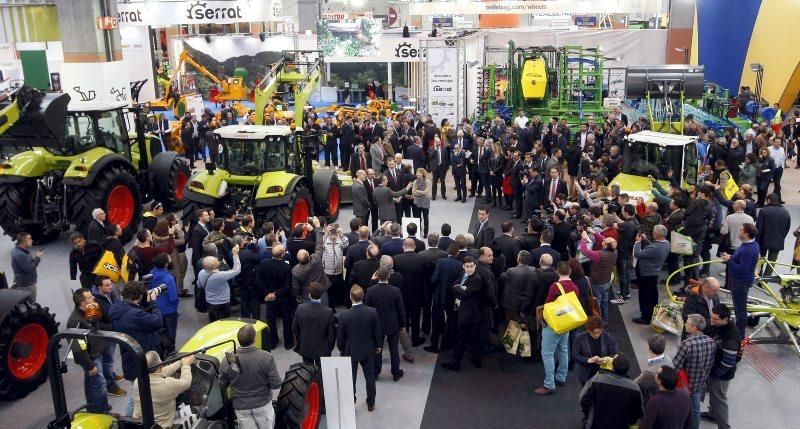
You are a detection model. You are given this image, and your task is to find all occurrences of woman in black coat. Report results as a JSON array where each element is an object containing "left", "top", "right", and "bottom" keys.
[{"left": 571, "top": 316, "right": 619, "bottom": 385}]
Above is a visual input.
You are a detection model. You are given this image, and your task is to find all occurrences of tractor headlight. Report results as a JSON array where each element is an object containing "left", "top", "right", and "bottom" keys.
[
  {"left": 190, "top": 180, "right": 204, "bottom": 190},
  {"left": 266, "top": 185, "right": 284, "bottom": 194}
]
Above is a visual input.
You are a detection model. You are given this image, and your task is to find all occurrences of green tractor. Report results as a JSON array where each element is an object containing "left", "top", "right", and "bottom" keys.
[
  {"left": 181, "top": 124, "right": 341, "bottom": 230},
  {"left": 0, "top": 86, "right": 191, "bottom": 243},
  {"left": 47, "top": 318, "right": 323, "bottom": 429}
]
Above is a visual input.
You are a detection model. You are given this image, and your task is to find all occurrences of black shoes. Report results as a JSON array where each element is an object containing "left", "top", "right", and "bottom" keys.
[
  {"left": 423, "top": 346, "right": 439, "bottom": 354},
  {"left": 554, "top": 380, "right": 567, "bottom": 387},
  {"left": 470, "top": 358, "right": 483, "bottom": 368},
  {"left": 441, "top": 362, "right": 461, "bottom": 371},
  {"left": 632, "top": 318, "right": 650, "bottom": 325},
  {"left": 701, "top": 412, "right": 716, "bottom": 422},
  {"left": 412, "top": 337, "right": 425, "bottom": 347},
  {"left": 393, "top": 370, "right": 404, "bottom": 382}
]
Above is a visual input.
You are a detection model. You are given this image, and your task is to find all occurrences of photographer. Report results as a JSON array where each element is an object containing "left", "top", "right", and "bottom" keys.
[
  {"left": 133, "top": 351, "right": 195, "bottom": 429},
  {"left": 148, "top": 253, "right": 179, "bottom": 353},
  {"left": 110, "top": 280, "right": 164, "bottom": 416},
  {"left": 68, "top": 288, "right": 112, "bottom": 413}
]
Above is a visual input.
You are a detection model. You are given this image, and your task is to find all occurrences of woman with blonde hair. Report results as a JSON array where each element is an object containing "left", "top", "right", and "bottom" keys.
[{"left": 411, "top": 167, "right": 432, "bottom": 236}]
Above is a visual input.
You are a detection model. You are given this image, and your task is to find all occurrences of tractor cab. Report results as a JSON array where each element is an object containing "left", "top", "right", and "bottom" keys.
[
  {"left": 214, "top": 125, "right": 297, "bottom": 176},
  {"left": 611, "top": 131, "right": 699, "bottom": 202},
  {"left": 61, "top": 105, "right": 133, "bottom": 157}
]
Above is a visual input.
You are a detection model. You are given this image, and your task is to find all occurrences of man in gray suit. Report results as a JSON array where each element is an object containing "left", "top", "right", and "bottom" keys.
[
  {"left": 352, "top": 170, "right": 371, "bottom": 227},
  {"left": 372, "top": 174, "right": 410, "bottom": 223},
  {"left": 631, "top": 225, "right": 670, "bottom": 325},
  {"left": 370, "top": 136, "right": 387, "bottom": 173}
]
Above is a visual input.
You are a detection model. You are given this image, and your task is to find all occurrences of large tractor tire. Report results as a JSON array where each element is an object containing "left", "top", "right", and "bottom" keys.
[
  {"left": 71, "top": 165, "right": 142, "bottom": 243},
  {"left": 275, "top": 363, "right": 322, "bottom": 429},
  {"left": 261, "top": 183, "right": 313, "bottom": 232},
  {"left": 0, "top": 297, "right": 59, "bottom": 400},
  {"left": 312, "top": 170, "right": 341, "bottom": 223},
  {"left": 150, "top": 152, "right": 191, "bottom": 211},
  {"left": 0, "top": 181, "right": 60, "bottom": 244}
]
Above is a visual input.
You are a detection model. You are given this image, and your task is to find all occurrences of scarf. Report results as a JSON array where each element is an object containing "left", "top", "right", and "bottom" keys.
[{"left": 416, "top": 177, "right": 427, "bottom": 191}]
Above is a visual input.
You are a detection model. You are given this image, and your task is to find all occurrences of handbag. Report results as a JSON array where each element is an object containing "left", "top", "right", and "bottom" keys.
[
  {"left": 92, "top": 250, "right": 122, "bottom": 282},
  {"left": 502, "top": 176, "right": 512, "bottom": 195},
  {"left": 676, "top": 369, "right": 690, "bottom": 391},
  {"left": 670, "top": 230, "right": 694, "bottom": 255},
  {"left": 543, "top": 282, "right": 588, "bottom": 334},
  {"left": 516, "top": 323, "right": 531, "bottom": 357},
  {"left": 502, "top": 320, "right": 522, "bottom": 355},
  {"left": 399, "top": 328, "right": 414, "bottom": 355},
  {"left": 586, "top": 276, "right": 601, "bottom": 317}
]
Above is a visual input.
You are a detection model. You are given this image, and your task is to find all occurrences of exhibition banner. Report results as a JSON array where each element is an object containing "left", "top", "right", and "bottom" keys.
[
  {"left": 116, "top": 0, "right": 280, "bottom": 26},
  {"left": 380, "top": 38, "right": 421, "bottom": 62},
  {"left": 426, "top": 47, "right": 458, "bottom": 126},
  {"left": 409, "top": 0, "right": 660, "bottom": 15}
]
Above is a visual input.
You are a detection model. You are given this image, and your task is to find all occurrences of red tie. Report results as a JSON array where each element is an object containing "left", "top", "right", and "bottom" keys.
[
  {"left": 360, "top": 155, "right": 366, "bottom": 170},
  {"left": 550, "top": 180, "right": 557, "bottom": 199}
]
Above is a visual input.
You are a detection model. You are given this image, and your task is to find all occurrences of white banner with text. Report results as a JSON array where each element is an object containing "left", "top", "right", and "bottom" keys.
[
  {"left": 409, "top": 0, "right": 661, "bottom": 15},
  {"left": 116, "top": 0, "right": 281, "bottom": 26}
]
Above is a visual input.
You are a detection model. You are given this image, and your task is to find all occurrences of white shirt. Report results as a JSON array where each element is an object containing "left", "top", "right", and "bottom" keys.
[
  {"left": 515, "top": 116, "right": 528, "bottom": 129},
  {"left": 768, "top": 145, "right": 786, "bottom": 168}
]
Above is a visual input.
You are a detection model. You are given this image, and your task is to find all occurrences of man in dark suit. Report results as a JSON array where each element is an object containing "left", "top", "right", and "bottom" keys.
[
  {"left": 405, "top": 223, "right": 426, "bottom": 253},
  {"left": 190, "top": 208, "right": 211, "bottom": 309},
  {"left": 426, "top": 243, "right": 464, "bottom": 353},
  {"left": 475, "top": 139, "right": 494, "bottom": 204},
  {"left": 542, "top": 166, "right": 568, "bottom": 209},
  {"left": 364, "top": 267, "right": 406, "bottom": 381},
  {"left": 437, "top": 224, "right": 455, "bottom": 251},
  {"left": 86, "top": 208, "right": 107, "bottom": 245},
  {"left": 428, "top": 138, "right": 448, "bottom": 200},
  {"left": 351, "top": 170, "right": 371, "bottom": 227},
  {"left": 451, "top": 143, "right": 468, "bottom": 203},
  {"left": 522, "top": 167, "right": 544, "bottom": 222},
  {"left": 550, "top": 210, "right": 573, "bottom": 261},
  {"left": 419, "top": 233, "right": 448, "bottom": 336},
  {"left": 499, "top": 251, "right": 536, "bottom": 321},
  {"left": 405, "top": 138, "right": 426, "bottom": 171},
  {"left": 529, "top": 228, "right": 561, "bottom": 268},
  {"left": 520, "top": 254, "right": 558, "bottom": 360},
  {"left": 351, "top": 245, "right": 381, "bottom": 292},
  {"left": 379, "top": 223, "right": 405, "bottom": 257},
  {"left": 385, "top": 158, "right": 406, "bottom": 221},
  {"left": 292, "top": 282, "right": 335, "bottom": 365},
  {"left": 340, "top": 116, "right": 356, "bottom": 170},
  {"left": 364, "top": 169, "right": 379, "bottom": 231},
  {"left": 349, "top": 144, "right": 371, "bottom": 178},
  {"left": 508, "top": 150, "right": 525, "bottom": 217},
  {"left": 337, "top": 285, "right": 382, "bottom": 411},
  {"left": 518, "top": 121, "right": 536, "bottom": 154},
  {"left": 373, "top": 175, "right": 409, "bottom": 224},
  {"left": 472, "top": 206, "right": 496, "bottom": 249},
  {"left": 475, "top": 248, "right": 498, "bottom": 354},
  {"left": 257, "top": 245, "right": 295, "bottom": 349},
  {"left": 344, "top": 226, "right": 372, "bottom": 285},
  {"left": 392, "top": 238, "right": 428, "bottom": 346},
  {"left": 492, "top": 221, "right": 521, "bottom": 270},
  {"left": 441, "top": 257, "right": 485, "bottom": 371},
  {"left": 756, "top": 193, "right": 791, "bottom": 275}
]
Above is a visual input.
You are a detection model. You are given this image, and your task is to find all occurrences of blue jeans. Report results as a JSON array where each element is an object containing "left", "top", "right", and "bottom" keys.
[
  {"left": 730, "top": 279, "right": 751, "bottom": 338},
  {"left": 616, "top": 257, "right": 630, "bottom": 298},
  {"left": 101, "top": 342, "right": 119, "bottom": 390},
  {"left": 690, "top": 390, "right": 702, "bottom": 429},
  {"left": 541, "top": 325, "right": 569, "bottom": 389},
  {"left": 84, "top": 356, "right": 109, "bottom": 413},
  {"left": 126, "top": 380, "right": 135, "bottom": 417},
  {"left": 592, "top": 283, "right": 611, "bottom": 322}
]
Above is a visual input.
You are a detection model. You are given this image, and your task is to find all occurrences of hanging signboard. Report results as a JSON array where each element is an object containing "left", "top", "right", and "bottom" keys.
[
  {"left": 388, "top": 7, "right": 398, "bottom": 26},
  {"left": 409, "top": 0, "right": 660, "bottom": 15},
  {"left": 426, "top": 47, "right": 458, "bottom": 125},
  {"left": 380, "top": 38, "right": 421, "bottom": 62},
  {"left": 116, "top": 0, "right": 281, "bottom": 26},
  {"left": 573, "top": 16, "right": 597, "bottom": 27},
  {"left": 61, "top": 61, "right": 132, "bottom": 110}
]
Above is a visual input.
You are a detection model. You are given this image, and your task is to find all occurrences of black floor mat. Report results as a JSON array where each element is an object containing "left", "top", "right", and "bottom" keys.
[{"left": 420, "top": 194, "right": 641, "bottom": 429}]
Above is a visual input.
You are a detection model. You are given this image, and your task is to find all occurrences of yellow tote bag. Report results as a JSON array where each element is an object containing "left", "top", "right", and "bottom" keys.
[
  {"left": 92, "top": 250, "right": 121, "bottom": 282},
  {"left": 119, "top": 254, "right": 131, "bottom": 283},
  {"left": 723, "top": 177, "right": 739, "bottom": 200},
  {"left": 543, "top": 282, "right": 588, "bottom": 334}
]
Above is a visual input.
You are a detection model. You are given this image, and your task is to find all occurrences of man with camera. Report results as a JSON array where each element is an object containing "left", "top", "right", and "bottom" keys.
[
  {"left": 109, "top": 281, "right": 165, "bottom": 416},
  {"left": 148, "top": 253, "right": 180, "bottom": 353}
]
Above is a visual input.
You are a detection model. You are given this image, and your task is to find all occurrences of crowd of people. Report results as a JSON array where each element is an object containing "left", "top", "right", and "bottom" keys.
[{"left": 9, "top": 101, "right": 798, "bottom": 429}]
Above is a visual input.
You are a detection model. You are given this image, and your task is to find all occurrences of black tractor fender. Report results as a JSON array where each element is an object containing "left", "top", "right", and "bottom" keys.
[
  {"left": 148, "top": 151, "right": 180, "bottom": 187},
  {"left": 254, "top": 175, "right": 313, "bottom": 209},
  {"left": 61, "top": 153, "right": 135, "bottom": 187},
  {"left": 0, "top": 289, "right": 34, "bottom": 326}
]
